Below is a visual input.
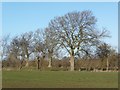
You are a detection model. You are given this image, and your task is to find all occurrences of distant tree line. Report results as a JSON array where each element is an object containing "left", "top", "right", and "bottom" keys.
[{"left": 1, "top": 10, "right": 119, "bottom": 71}]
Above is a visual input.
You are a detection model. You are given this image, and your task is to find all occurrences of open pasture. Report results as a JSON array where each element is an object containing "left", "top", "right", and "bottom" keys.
[{"left": 2, "top": 70, "right": 118, "bottom": 88}]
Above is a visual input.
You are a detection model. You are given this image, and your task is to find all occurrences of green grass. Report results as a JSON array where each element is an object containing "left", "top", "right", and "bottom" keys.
[{"left": 2, "top": 70, "right": 118, "bottom": 88}]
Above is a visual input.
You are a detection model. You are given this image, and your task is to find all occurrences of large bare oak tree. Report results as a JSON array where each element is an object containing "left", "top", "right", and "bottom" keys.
[{"left": 48, "top": 10, "right": 109, "bottom": 71}]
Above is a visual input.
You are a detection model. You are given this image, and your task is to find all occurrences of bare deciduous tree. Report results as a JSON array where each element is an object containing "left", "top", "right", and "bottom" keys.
[
  {"left": 9, "top": 36, "right": 20, "bottom": 59},
  {"left": 19, "top": 32, "right": 34, "bottom": 67},
  {"left": 48, "top": 10, "right": 109, "bottom": 71},
  {"left": 44, "top": 27, "right": 59, "bottom": 68},
  {"left": 33, "top": 29, "right": 46, "bottom": 69},
  {"left": 96, "top": 43, "right": 114, "bottom": 71},
  {"left": 1, "top": 34, "right": 10, "bottom": 61}
]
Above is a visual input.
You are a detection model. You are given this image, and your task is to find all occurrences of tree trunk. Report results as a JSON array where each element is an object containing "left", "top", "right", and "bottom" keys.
[
  {"left": 106, "top": 58, "right": 109, "bottom": 71},
  {"left": 36, "top": 56, "right": 40, "bottom": 69},
  {"left": 101, "top": 60, "right": 103, "bottom": 71},
  {"left": 25, "top": 55, "right": 29, "bottom": 67},
  {"left": 48, "top": 57, "right": 52, "bottom": 68},
  {"left": 20, "top": 60, "right": 24, "bottom": 69},
  {"left": 70, "top": 54, "right": 74, "bottom": 71},
  {"left": 25, "top": 59, "right": 29, "bottom": 67},
  {"left": 37, "top": 59, "right": 40, "bottom": 69}
]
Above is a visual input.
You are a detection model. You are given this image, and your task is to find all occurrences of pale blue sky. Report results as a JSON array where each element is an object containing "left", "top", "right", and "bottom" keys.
[{"left": 2, "top": 2, "right": 118, "bottom": 49}]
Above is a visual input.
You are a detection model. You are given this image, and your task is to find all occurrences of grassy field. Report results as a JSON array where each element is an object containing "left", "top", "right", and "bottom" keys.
[{"left": 2, "top": 70, "right": 118, "bottom": 88}]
